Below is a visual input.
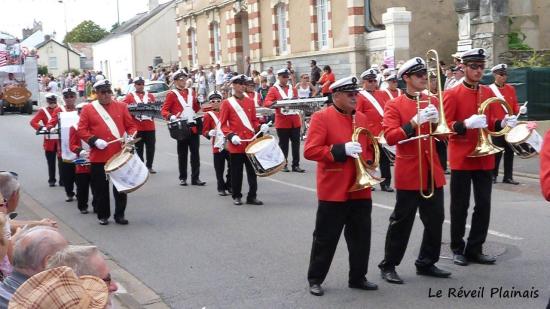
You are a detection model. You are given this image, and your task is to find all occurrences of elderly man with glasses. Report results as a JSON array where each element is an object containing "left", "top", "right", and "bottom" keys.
[{"left": 77, "top": 80, "right": 137, "bottom": 226}]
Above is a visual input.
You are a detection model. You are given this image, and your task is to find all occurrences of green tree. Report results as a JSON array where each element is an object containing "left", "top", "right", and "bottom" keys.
[
  {"left": 63, "top": 20, "right": 108, "bottom": 43},
  {"left": 110, "top": 22, "right": 120, "bottom": 33}
]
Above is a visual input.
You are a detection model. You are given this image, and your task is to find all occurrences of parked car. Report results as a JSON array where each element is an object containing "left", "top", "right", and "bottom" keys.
[{"left": 119, "top": 80, "right": 171, "bottom": 104}]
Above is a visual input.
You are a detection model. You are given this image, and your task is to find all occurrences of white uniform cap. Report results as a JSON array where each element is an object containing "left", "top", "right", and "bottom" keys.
[
  {"left": 133, "top": 76, "right": 145, "bottom": 83},
  {"left": 62, "top": 88, "right": 76, "bottom": 95},
  {"left": 491, "top": 63, "right": 507, "bottom": 72},
  {"left": 92, "top": 79, "right": 112, "bottom": 90},
  {"left": 276, "top": 68, "right": 290, "bottom": 76},
  {"left": 397, "top": 57, "right": 427, "bottom": 79},
  {"left": 329, "top": 76, "right": 359, "bottom": 92},
  {"left": 45, "top": 93, "right": 57, "bottom": 100},
  {"left": 460, "top": 48, "right": 486, "bottom": 63},
  {"left": 95, "top": 75, "right": 105, "bottom": 81},
  {"left": 207, "top": 91, "right": 223, "bottom": 100},
  {"left": 172, "top": 69, "right": 189, "bottom": 80},
  {"left": 230, "top": 74, "right": 248, "bottom": 84},
  {"left": 360, "top": 69, "right": 378, "bottom": 80},
  {"left": 385, "top": 73, "right": 398, "bottom": 81}
]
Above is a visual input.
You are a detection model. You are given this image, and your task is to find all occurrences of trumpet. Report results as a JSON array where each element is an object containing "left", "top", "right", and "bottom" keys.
[
  {"left": 468, "top": 97, "right": 513, "bottom": 157},
  {"left": 349, "top": 116, "right": 384, "bottom": 192}
]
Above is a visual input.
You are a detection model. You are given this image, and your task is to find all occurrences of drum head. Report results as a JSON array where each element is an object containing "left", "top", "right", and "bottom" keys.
[
  {"left": 505, "top": 122, "right": 530, "bottom": 144},
  {"left": 246, "top": 136, "right": 273, "bottom": 154},
  {"left": 105, "top": 151, "right": 132, "bottom": 172}
]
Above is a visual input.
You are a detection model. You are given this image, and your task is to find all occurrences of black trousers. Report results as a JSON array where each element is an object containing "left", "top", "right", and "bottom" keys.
[
  {"left": 213, "top": 150, "right": 231, "bottom": 191},
  {"left": 75, "top": 172, "right": 96, "bottom": 211},
  {"left": 45, "top": 150, "right": 60, "bottom": 184},
  {"left": 177, "top": 134, "right": 200, "bottom": 181},
  {"left": 308, "top": 199, "right": 372, "bottom": 285},
  {"left": 436, "top": 140, "right": 448, "bottom": 171},
  {"left": 230, "top": 153, "right": 257, "bottom": 200},
  {"left": 135, "top": 130, "right": 156, "bottom": 169},
  {"left": 379, "top": 188, "right": 444, "bottom": 269},
  {"left": 90, "top": 163, "right": 127, "bottom": 220},
  {"left": 492, "top": 136, "right": 514, "bottom": 180},
  {"left": 277, "top": 128, "right": 301, "bottom": 168},
  {"left": 379, "top": 145, "right": 392, "bottom": 187},
  {"left": 450, "top": 170, "right": 492, "bottom": 255},
  {"left": 60, "top": 162, "right": 76, "bottom": 197}
]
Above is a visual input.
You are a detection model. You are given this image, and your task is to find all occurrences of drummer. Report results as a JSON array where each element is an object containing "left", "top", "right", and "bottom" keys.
[
  {"left": 244, "top": 77, "right": 262, "bottom": 107},
  {"left": 202, "top": 91, "right": 231, "bottom": 196},
  {"left": 122, "top": 76, "right": 157, "bottom": 174},
  {"left": 219, "top": 74, "right": 269, "bottom": 206},
  {"left": 77, "top": 79, "right": 137, "bottom": 225}
]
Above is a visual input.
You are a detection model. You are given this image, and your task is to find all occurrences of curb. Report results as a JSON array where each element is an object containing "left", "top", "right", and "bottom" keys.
[{"left": 18, "top": 191, "right": 170, "bottom": 309}]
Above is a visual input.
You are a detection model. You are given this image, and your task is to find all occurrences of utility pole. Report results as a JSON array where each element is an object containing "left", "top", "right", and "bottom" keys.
[{"left": 58, "top": 0, "right": 71, "bottom": 73}]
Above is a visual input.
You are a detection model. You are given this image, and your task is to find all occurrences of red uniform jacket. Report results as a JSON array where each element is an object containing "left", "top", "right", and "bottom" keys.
[
  {"left": 488, "top": 83, "right": 520, "bottom": 120},
  {"left": 304, "top": 106, "right": 374, "bottom": 201},
  {"left": 202, "top": 111, "right": 223, "bottom": 154},
  {"left": 69, "top": 126, "right": 90, "bottom": 174},
  {"left": 443, "top": 83, "right": 501, "bottom": 170},
  {"left": 30, "top": 106, "right": 59, "bottom": 152},
  {"left": 122, "top": 92, "right": 157, "bottom": 131},
  {"left": 161, "top": 88, "right": 200, "bottom": 134},
  {"left": 380, "top": 88, "right": 403, "bottom": 102},
  {"left": 355, "top": 90, "right": 388, "bottom": 136},
  {"left": 219, "top": 96, "right": 260, "bottom": 154},
  {"left": 245, "top": 91, "right": 262, "bottom": 107},
  {"left": 263, "top": 84, "right": 301, "bottom": 129},
  {"left": 383, "top": 94, "right": 446, "bottom": 190},
  {"left": 540, "top": 131, "right": 550, "bottom": 201},
  {"left": 77, "top": 100, "right": 137, "bottom": 163}
]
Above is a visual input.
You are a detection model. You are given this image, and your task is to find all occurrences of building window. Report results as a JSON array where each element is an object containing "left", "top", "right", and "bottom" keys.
[
  {"left": 48, "top": 57, "right": 57, "bottom": 69},
  {"left": 316, "top": 0, "right": 329, "bottom": 49},
  {"left": 213, "top": 22, "right": 221, "bottom": 63},
  {"left": 190, "top": 28, "right": 198, "bottom": 66},
  {"left": 276, "top": 4, "right": 288, "bottom": 54}
]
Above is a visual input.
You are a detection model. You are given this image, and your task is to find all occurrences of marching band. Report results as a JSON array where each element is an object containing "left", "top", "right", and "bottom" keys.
[{"left": 28, "top": 48, "right": 547, "bottom": 297}]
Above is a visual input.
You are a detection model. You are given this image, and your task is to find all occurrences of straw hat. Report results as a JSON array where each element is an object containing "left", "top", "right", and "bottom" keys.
[{"left": 9, "top": 266, "right": 108, "bottom": 309}]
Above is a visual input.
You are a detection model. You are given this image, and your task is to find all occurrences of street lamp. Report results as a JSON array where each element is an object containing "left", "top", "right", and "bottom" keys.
[{"left": 58, "top": 0, "right": 71, "bottom": 73}]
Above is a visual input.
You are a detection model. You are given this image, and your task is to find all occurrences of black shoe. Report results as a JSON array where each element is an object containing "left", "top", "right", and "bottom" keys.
[
  {"left": 148, "top": 168, "right": 157, "bottom": 174},
  {"left": 99, "top": 219, "right": 109, "bottom": 225},
  {"left": 444, "top": 170, "right": 451, "bottom": 175},
  {"left": 380, "top": 267, "right": 403, "bottom": 284},
  {"left": 179, "top": 179, "right": 187, "bottom": 186},
  {"left": 59, "top": 181, "right": 64, "bottom": 186},
  {"left": 292, "top": 166, "right": 306, "bottom": 173},
  {"left": 348, "top": 279, "right": 378, "bottom": 290},
  {"left": 492, "top": 176, "right": 497, "bottom": 184},
  {"left": 233, "top": 198, "right": 243, "bottom": 205},
  {"left": 80, "top": 209, "right": 89, "bottom": 214},
  {"left": 309, "top": 284, "right": 324, "bottom": 296},
  {"left": 453, "top": 254, "right": 468, "bottom": 266},
  {"left": 115, "top": 217, "right": 129, "bottom": 225},
  {"left": 218, "top": 190, "right": 228, "bottom": 196},
  {"left": 192, "top": 179, "right": 206, "bottom": 186},
  {"left": 65, "top": 195, "right": 75, "bottom": 202},
  {"left": 502, "top": 178, "right": 519, "bottom": 185},
  {"left": 416, "top": 265, "right": 451, "bottom": 278},
  {"left": 381, "top": 185, "right": 394, "bottom": 192},
  {"left": 282, "top": 166, "right": 290, "bottom": 172},
  {"left": 246, "top": 198, "right": 263, "bottom": 205},
  {"left": 371, "top": 187, "right": 376, "bottom": 191},
  {"left": 466, "top": 253, "right": 496, "bottom": 264},
  {"left": 49, "top": 182, "right": 56, "bottom": 187},
  {"left": 226, "top": 186, "right": 232, "bottom": 194}
]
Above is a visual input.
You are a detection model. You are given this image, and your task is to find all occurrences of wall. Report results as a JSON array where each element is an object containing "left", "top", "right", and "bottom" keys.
[
  {"left": 37, "top": 41, "right": 81, "bottom": 77},
  {"left": 534, "top": 0, "right": 550, "bottom": 49},
  {"left": 133, "top": 3, "right": 178, "bottom": 77},
  {"left": 92, "top": 34, "right": 133, "bottom": 90},
  {"left": 287, "top": 0, "right": 310, "bottom": 53}
]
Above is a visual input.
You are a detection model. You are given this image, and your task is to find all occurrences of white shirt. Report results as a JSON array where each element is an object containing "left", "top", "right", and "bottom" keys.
[
  {"left": 47, "top": 81, "right": 58, "bottom": 92},
  {"left": 215, "top": 69, "right": 225, "bottom": 85}
]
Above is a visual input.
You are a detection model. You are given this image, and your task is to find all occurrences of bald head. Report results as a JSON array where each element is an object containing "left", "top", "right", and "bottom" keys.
[{"left": 13, "top": 226, "right": 68, "bottom": 276}]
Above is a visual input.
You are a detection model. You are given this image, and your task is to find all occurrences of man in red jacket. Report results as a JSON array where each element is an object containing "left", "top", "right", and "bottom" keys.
[
  {"left": 29, "top": 93, "right": 61, "bottom": 187},
  {"left": 219, "top": 74, "right": 269, "bottom": 206},
  {"left": 122, "top": 76, "right": 157, "bottom": 173},
  {"left": 488, "top": 64, "right": 525, "bottom": 184},
  {"left": 356, "top": 68, "right": 394, "bottom": 192},
  {"left": 77, "top": 79, "right": 137, "bottom": 225},
  {"left": 305, "top": 76, "right": 377, "bottom": 296},
  {"left": 264, "top": 68, "right": 305, "bottom": 173},
  {"left": 443, "top": 48, "right": 516, "bottom": 265},
  {"left": 378, "top": 57, "right": 450, "bottom": 284},
  {"left": 541, "top": 131, "right": 550, "bottom": 201},
  {"left": 161, "top": 69, "right": 205, "bottom": 186}
]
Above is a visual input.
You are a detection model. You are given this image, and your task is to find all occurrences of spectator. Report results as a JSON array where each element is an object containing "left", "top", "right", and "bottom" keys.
[
  {"left": 295, "top": 73, "right": 318, "bottom": 98},
  {"left": 0, "top": 226, "right": 67, "bottom": 307},
  {"left": 9, "top": 266, "right": 108, "bottom": 309},
  {"left": 215, "top": 64, "right": 225, "bottom": 91},
  {"left": 197, "top": 70, "right": 207, "bottom": 102},
  {"left": 286, "top": 61, "right": 297, "bottom": 86},
  {"left": 319, "top": 65, "right": 335, "bottom": 103},
  {"left": 147, "top": 65, "right": 154, "bottom": 80},
  {"left": 207, "top": 65, "right": 216, "bottom": 93},
  {"left": 158, "top": 68, "right": 166, "bottom": 83},
  {"left": 151, "top": 69, "right": 158, "bottom": 81},
  {"left": 266, "top": 67, "right": 276, "bottom": 86},
  {"left": 252, "top": 70, "right": 261, "bottom": 88},
  {"left": 258, "top": 78, "right": 270, "bottom": 103},
  {"left": 127, "top": 73, "right": 132, "bottom": 85},
  {"left": 77, "top": 75, "right": 86, "bottom": 99},
  {"left": 245, "top": 56, "right": 252, "bottom": 77},
  {"left": 310, "top": 60, "right": 321, "bottom": 86}
]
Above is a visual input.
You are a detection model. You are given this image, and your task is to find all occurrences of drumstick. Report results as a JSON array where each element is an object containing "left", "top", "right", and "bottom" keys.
[
  {"left": 240, "top": 121, "right": 273, "bottom": 142},
  {"left": 398, "top": 134, "right": 430, "bottom": 145},
  {"left": 516, "top": 101, "right": 528, "bottom": 117},
  {"left": 107, "top": 137, "right": 125, "bottom": 145}
]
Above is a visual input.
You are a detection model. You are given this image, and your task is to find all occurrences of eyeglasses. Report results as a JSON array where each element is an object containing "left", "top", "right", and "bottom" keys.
[
  {"left": 496, "top": 72, "right": 507, "bottom": 76},
  {"left": 63, "top": 94, "right": 76, "bottom": 98},
  {"left": 280, "top": 75, "right": 289, "bottom": 78},
  {"left": 98, "top": 90, "right": 113, "bottom": 94},
  {"left": 102, "top": 273, "right": 112, "bottom": 285},
  {"left": 412, "top": 71, "right": 428, "bottom": 78},
  {"left": 47, "top": 100, "right": 57, "bottom": 103},
  {"left": 365, "top": 79, "right": 377, "bottom": 83},
  {"left": 343, "top": 92, "right": 358, "bottom": 97},
  {"left": 134, "top": 83, "right": 144, "bottom": 86},
  {"left": 210, "top": 99, "right": 221, "bottom": 103},
  {"left": 467, "top": 63, "right": 485, "bottom": 70}
]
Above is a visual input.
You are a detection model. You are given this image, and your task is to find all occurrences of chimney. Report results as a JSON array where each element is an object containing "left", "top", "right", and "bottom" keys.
[
  {"left": 44, "top": 34, "right": 51, "bottom": 41},
  {"left": 148, "top": 0, "right": 159, "bottom": 11}
]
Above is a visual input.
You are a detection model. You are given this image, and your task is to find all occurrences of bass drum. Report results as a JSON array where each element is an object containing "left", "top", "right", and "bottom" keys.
[
  {"left": 105, "top": 151, "right": 149, "bottom": 193},
  {"left": 504, "top": 121, "right": 542, "bottom": 159}
]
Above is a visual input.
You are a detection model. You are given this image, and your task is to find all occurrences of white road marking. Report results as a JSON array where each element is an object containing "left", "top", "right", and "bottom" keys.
[{"left": 164, "top": 152, "right": 524, "bottom": 241}]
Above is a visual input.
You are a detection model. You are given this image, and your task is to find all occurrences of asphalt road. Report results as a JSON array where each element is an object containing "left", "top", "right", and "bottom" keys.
[{"left": 1, "top": 110, "right": 549, "bottom": 309}]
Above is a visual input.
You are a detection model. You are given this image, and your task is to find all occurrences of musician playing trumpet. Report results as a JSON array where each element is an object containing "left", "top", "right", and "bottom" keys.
[
  {"left": 378, "top": 57, "right": 450, "bottom": 284},
  {"left": 305, "top": 76, "right": 377, "bottom": 296}
]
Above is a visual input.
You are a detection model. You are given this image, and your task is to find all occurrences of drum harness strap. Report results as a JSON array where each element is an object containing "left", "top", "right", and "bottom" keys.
[
  {"left": 91, "top": 100, "right": 122, "bottom": 140},
  {"left": 489, "top": 84, "right": 511, "bottom": 114},
  {"left": 359, "top": 90, "right": 384, "bottom": 116},
  {"left": 171, "top": 88, "right": 196, "bottom": 121},
  {"left": 383, "top": 88, "right": 401, "bottom": 100},
  {"left": 131, "top": 91, "right": 152, "bottom": 121},
  {"left": 206, "top": 111, "right": 225, "bottom": 149},
  {"left": 228, "top": 96, "right": 255, "bottom": 133},
  {"left": 41, "top": 107, "right": 58, "bottom": 140},
  {"left": 243, "top": 92, "right": 260, "bottom": 107},
  {"left": 274, "top": 83, "right": 298, "bottom": 115}
]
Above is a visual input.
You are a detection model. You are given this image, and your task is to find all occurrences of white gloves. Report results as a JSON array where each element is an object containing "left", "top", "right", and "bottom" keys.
[
  {"left": 519, "top": 105, "right": 528, "bottom": 115},
  {"left": 79, "top": 150, "right": 89, "bottom": 158},
  {"left": 208, "top": 129, "right": 217, "bottom": 137},
  {"left": 49, "top": 127, "right": 58, "bottom": 134},
  {"left": 94, "top": 139, "right": 108, "bottom": 150},
  {"left": 345, "top": 141, "right": 362, "bottom": 159},
  {"left": 231, "top": 135, "right": 242, "bottom": 145},
  {"left": 169, "top": 115, "right": 178, "bottom": 122},
  {"left": 464, "top": 114, "right": 487, "bottom": 129},
  {"left": 501, "top": 114, "right": 518, "bottom": 128},
  {"left": 412, "top": 105, "right": 438, "bottom": 126},
  {"left": 260, "top": 124, "right": 269, "bottom": 134}
]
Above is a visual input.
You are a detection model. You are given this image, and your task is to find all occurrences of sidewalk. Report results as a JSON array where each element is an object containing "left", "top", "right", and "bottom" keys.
[{"left": 17, "top": 191, "right": 170, "bottom": 309}]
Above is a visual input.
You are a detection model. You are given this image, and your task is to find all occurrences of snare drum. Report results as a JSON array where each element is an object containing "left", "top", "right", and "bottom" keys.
[
  {"left": 504, "top": 121, "right": 542, "bottom": 159},
  {"left": 167, "top": 119, "right": 191, "bottom": 141},
  {"left": 104, "top": 151, "right": 149, "bottom": 193},
  {"left": 245, "top": 135, "right": 286, "bottom": 177}
]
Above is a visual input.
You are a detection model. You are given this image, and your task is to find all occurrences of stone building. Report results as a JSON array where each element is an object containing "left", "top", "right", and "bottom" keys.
[{"left": 175, "top": 0, "right": 457, "bottom": 78}]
